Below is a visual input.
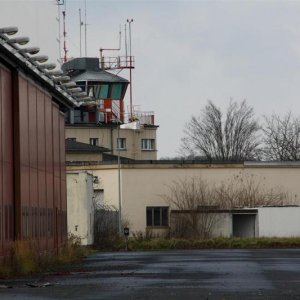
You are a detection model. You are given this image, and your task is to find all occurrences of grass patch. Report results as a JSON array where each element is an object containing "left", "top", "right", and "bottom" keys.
[
  {"left": 0, "top": 234, "right": 92, "bottom": 278},
  {"left": 123, "top": 237, "right": 300, "bottom": 251}
]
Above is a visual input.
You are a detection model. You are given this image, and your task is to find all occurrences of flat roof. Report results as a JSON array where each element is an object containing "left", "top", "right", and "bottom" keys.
[{"left": 66, "top": 159, "right": 300, "bottom": 170}]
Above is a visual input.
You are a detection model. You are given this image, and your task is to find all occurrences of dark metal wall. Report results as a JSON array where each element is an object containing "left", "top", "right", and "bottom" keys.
[
  {"left": 0, "top": 63, "right": 14, "bottom": 257},
  {"left": 0, "top": 64, "right": 67, "bottom": 257}
]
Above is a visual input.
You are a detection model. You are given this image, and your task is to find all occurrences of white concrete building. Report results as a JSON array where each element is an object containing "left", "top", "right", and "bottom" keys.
[
  {"left": 67, "top": 171, "right": 95, "bottom": 245},
  {"left": 66, "top": 161, "right": 300, "bottom": 238}
]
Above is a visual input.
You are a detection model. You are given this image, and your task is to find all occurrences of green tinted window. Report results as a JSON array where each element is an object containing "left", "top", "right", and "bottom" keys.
[
  {"left": 99, "top": 84, "right": 109, "bottom": 98},
  {"left": 91, "top": 84, "right": 109, "bottom": 99},
  {"left": 94, "top": 85, "right": 101, "bottom": 98},
  {"left": 111, "top": 83, "right": 123, "bottom": 100}
]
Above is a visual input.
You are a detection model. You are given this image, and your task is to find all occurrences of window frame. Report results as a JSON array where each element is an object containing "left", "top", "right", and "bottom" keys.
[
  {"left": 89, "top": 138, "right": 99, "bottom": 146},
  {"left": 146, "top": 206, "right": 169, "bottom": 227},
  {"left": 117, "top": 137, "right": 126, "bottom": 150},
  {"left": 141, "top": 139, "right": 155, "bottom": 151}
]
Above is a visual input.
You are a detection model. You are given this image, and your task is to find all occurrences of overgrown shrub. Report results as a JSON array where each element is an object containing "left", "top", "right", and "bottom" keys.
[{"left": 0, "top": 234, "right": 89, "bottom": 277}]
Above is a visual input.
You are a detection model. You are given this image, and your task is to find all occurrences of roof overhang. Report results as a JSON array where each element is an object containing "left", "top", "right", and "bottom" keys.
[{"left": 0, "top": 41, "right": 75, "bottom": 110}]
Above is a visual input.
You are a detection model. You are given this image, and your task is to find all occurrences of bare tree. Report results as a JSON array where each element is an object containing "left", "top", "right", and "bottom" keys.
[
  {"left": 181, "top": 100, "right": 260, "bottom": 161},
  {"left": 216, "top": 173, "right": 290, "bottom": 209},
  {"left": 162, "top": 175, "right": 292, "bottom": 240},
  {"left": 162, "top": 177, "right": 222, "bottom": 239},
  {"left": 262, "top": 112, "right": 300, "bottom": 161}
]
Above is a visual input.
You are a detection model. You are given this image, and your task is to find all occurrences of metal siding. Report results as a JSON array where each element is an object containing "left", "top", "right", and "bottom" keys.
[
  {"left": 28, "top": 84, "right": 38, "bottom": 170},
  {"left": 59, "top": 114, "right": 65, "bottom": 212},
  {"left": 0, "top": 65, "right": 13, "bottom": 255},
  {"left": 52, "top": 105, "right": 60, "bottom": 180},
  {"left": 0, "top": 64, "right": 68, "bottom": 258},
  {"left": 46, "top": 172, "right": 54, "bottom": 248},
  {"left": 29, "top": 167, "right": 38, "bottom": 239},
  {"left": 20, "top": 165, "right": 30, "bottom": 238},
  {"left": 2, "top": 69, "right": 13, "bottom": 164},
  {"left": 59, "top": 114, "right": 67, "bottom": 242},
  {"left": 45, "top": 95, "right": 54, "bottom": 249},
  {"left": 0, "top": 65, "right": 2, "bottom": 256},
  {"left": 37, "top": 90, "right": 47, "bottom": 249},
  {"left": 38, "top": 170, "right": 46, "bottom": 248},
  {"left": 53, "top": 176, "right": 60, "bottom": 247},
  {"left": 18, "top": 76, "right": 29, "bottom": 167},
  {"left": 37, "top": 90, "right": 46, "bottom": 172},
  {"left": 45, "top": 96, "right": 53, "bottom": 174},
  {"left": 59, "top": 114, "right": 66, "bottom": 184},
  {"left": 52, "top": 105, "right": 61, "bottom": 246}
]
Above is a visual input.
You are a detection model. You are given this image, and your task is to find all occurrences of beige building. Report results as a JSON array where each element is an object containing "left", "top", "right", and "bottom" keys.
[
  {"left": 66, "top": 161, "right": 300, "bottom": 237},
  {"left": 65, "top": 124, "right": 158, "bottom": 160}
]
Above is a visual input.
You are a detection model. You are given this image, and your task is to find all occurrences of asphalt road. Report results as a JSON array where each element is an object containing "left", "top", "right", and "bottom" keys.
[{"left": 1, "top": 249, "right": 300, "bottom": 299}]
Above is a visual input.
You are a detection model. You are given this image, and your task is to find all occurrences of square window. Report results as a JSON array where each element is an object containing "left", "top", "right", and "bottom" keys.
[
  {"left": 141, "top": 139, "right": 155, "bottom": 150},
  {"left": 117, "top": 138, "right": 126, "bottom": 150},
  {"left": 90, "top": 138, "right": 98, "bottom": 146},
  {"left": 146, "top": 207, "right": 169, "bottom": 227}
]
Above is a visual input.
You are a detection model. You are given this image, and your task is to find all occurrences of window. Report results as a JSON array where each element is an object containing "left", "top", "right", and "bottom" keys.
[
  {"left": 146, "top": 207, "right": 168, "bottom": 227},
  {"left": 74, "top": 110, "right": 82, "bottom": 123},
  {"left": 141, "top": 139, "right": 155, "bottom": 150},
  {"left": 117, "top": 138, "right": 126, "bottom": 150},
  {"left": 90, "top": 138, "right": 98, "bottom": 146},
  {"left": 76, "top": 81, "right": 86, "bottom": 92},
  {"left": 89, "top": 84, "right": 109, "bottom": 99},
  {"left": 111, "top": 83, "right": 123, "bottom": 100}
]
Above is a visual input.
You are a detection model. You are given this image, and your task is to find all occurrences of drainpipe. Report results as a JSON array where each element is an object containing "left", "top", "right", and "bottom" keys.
[{"left": 110, "top": 126, "right": 113, "bottom": 154}]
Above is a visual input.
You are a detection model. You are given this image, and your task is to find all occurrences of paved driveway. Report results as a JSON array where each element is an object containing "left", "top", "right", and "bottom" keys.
[{"left": 1, "top": 249, "right": 300, "bottom": 299}]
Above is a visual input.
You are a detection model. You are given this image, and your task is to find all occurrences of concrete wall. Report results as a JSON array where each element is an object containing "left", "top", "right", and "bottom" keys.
[
  {"left": 66, "top": 163, "right": 300, "bottom": 235},
  {"left": 257, "top": 207, "right": 300, "bottom": 237},
  {"left": 65, "top": 126, "right": 157, "bottom": 160},
  {"left": 213, "top": 213, "right": 232, "bottom": 237},
  {"left": 67, "top": 172, "right": 94, "bottom": 245}
]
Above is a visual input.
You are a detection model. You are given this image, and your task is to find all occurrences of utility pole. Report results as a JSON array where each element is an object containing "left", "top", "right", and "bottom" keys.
[
  {"left": 79, "top": 8, "right": 83, "bottom": 57},
  {"left": 84, "top": 0, "right": 87, "bottom": 56},
  {"left": 127, "top": 19, "right": 133, "bottom": 119}
]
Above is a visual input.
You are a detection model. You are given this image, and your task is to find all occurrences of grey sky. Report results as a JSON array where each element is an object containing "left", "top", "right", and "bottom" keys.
[{"left": 1, "top": 0, "right": 300, "bottom": 157}]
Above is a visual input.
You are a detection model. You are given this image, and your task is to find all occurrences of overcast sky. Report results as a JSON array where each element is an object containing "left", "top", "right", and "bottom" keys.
[{"left": 2, "top": 0, "right": 300, "bottom": 157}]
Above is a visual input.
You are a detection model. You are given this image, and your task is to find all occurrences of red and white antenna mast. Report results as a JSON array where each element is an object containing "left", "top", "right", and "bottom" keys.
[
  {"left": 99, "top": 20, "right": 135, "bottom": 119},
  {"left": 127, "top": 19, "right": 134, "bottom": 119}
]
